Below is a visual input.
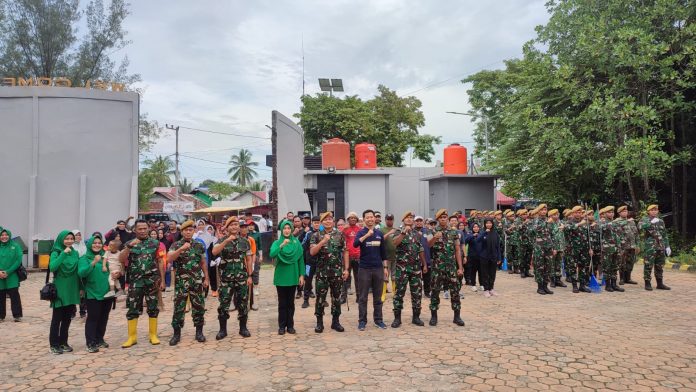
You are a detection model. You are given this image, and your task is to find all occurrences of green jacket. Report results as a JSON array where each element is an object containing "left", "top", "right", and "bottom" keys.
[
  {"left": 0, "top": 228, "right": 23, "bottom": 290},
  {"left": 78, "top": 238, "right": 110, "bottom": 300},
  {"left": 49, "top": 231, "right": 81, "bottom": 308},
  {"left": 271, "top": 220, "right": 305, "bottom": 287}
]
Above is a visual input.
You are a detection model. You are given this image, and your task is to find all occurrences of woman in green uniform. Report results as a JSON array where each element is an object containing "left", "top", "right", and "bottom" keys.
[
  {"left": 270, "top": 220, "right": 305, "bottom": 335},
  {"left": 78, "top": 236, "right": 112, "bottom": 353},
  {"left": 48, "top": 230, "right": 81, "bottom": 354},
  {"left": 0, "top": 227, "right": 23, "bottom": 322}
]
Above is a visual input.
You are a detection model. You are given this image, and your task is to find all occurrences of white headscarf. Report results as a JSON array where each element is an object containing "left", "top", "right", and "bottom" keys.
[
  {"left": 194, "top": 225, "right": 217, "bottom": 249},
  {"left": 72, "top": 229, "right": 87, "bottom": 257}
]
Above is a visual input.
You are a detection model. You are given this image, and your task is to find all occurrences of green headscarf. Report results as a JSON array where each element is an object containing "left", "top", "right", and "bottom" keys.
[
  {"left": 84, "top": 236, "right": 105, "bottom": 260},
  {"left": 52, "top": 230, "right": 74, "bottom": 255},
  {"left": 271, "top": 219, "right": 303, "bottom": 265},
  {"left": 0, "top": 227, "right": 11, "bottom": 247}
]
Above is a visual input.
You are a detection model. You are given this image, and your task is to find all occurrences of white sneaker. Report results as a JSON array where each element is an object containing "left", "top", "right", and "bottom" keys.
[
  {"left": 480, "top": 285, "right": 485, "bottom": 291},
  {"left": 254, "top": 285, "right": 259, "bottom": 296},
  {"left": 471, "top": 285, "right": 478, "bottom": 292},
  {"left": 483, "top": 291, "right": 491, "bottom": 298},
  {"left": 444, "top": 291, "right": 450, "bottom": 299},
  {"left": 490, "top": 289, "right": 499, "bottom": 296},
  {"left": 103, "top": 291, "right": 116, "bottom": 299}
]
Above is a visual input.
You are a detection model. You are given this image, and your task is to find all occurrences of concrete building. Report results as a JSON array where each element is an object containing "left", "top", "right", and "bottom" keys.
[{"left": 0, "top": 87, "right": 139, "bottom": 265}]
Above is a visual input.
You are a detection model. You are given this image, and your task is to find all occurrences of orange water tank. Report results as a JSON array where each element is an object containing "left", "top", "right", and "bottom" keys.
[
  {"left": 322, "top": 138, "right": 351, "bottom": 169},
  {"left": 355, "top": 143, "right": 377, "bottom": 169},
  {"left": 443, "top": 143, "right": 468, "bottom": 174}
]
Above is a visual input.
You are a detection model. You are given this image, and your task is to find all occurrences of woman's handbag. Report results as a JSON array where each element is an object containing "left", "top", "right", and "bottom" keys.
[
  {"left": 16, "top": 265, "right": 28, "bottom": 282},
  {"left": 40, "top": 267, "right": 57, "bottom": 301}
]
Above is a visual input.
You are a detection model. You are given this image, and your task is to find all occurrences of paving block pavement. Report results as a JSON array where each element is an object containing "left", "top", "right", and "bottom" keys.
[{"left": 0, "top": 269, "right": 695, "bottom": 391}]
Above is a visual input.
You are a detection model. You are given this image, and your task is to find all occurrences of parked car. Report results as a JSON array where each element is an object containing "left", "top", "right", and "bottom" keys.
[{"left": 139, "top": 212, "right": 187, "bottom": 224}]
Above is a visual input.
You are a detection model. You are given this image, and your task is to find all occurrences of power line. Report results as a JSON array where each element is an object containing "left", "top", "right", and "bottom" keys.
[
  {"left": 178, "top": 126, "right": 271, "bottom": 140},
  {"left": 399, "top": 60, "right": 504, "bottom": 97},
  {"left": 179, "top": 154, "right": 272, "bottom": 171}
]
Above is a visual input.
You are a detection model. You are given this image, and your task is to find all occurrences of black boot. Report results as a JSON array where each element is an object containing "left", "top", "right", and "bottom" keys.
[
  {"left": 612, "top": 277, "right": 625, "bottom": 292},
  {"left": 314, "top": 316, "right": 324, "bottom": 333},
  {"left": 215, "top": 318, "right": 227, "bottom": 340},
  {"left": 550, "top": 279, "right": 556, "bottom": 288},
  {"left": 579, "top": 281, "right": 591, "bottom": 293},
  {"left": 555, "top": 278, "right": 567, "bottom": 288},
  {"left": 508, "top": 269, "right": 514, "bottom": 274},
  {"left": 239, "top": 316, "right": 251, "bottom": 338},
  {"left": 169, "top": 327, "right": 181, "bottom": 346},
  {"left": 412, "top": 309, "right": 424, "bottom": 326},
  {"left": 625, "top": 271, "right": 637, "bottom": 284},
  {"left": 543, "top": 282, "right": 554, "bottom": 295},
  {"left": 537, "top": 282, "right": 546, "bottom": 295},
  {"left": 391, "top": 310, "right": 402, "bottom": 328},
  {"left": 656, "top": 278, "right": 671, "bottom": 290},
  {"left": 605, "top": 279, "right": 614, "bottom": 292},
  {"left": 331, "top": 315, "right": 345, "bottom": 332},
  {"left": 572, "top": 281, "right": 579, "bottom": 293},
  {"left": 645, "top": 279, "right": 653, "bottom": 291},
  {"left": 429, "top": 310, "right": 438, "bottom": 326},
  {"left": 301, "top": 298, "right": 309, "bottom": 309},
  {"left": 525, "top": 270, "right": 534, "bottom": 278},
  {"left": 195, "top": 325, "right": 206, "bottom": 342},
  {"left": 453, "top": 310, "right": 465, "bottom": 326},
  {"left": 619, "top": 273, "right": 625, "bottom": 285}
]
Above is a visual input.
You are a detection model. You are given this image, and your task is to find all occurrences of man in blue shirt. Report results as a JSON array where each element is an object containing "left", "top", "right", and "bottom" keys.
[
  {"left": 415, "top": 216, "right": 432, "bottom": 298},
  {"left": 353, "top": 209, "right": 389, "bottom": 331}
]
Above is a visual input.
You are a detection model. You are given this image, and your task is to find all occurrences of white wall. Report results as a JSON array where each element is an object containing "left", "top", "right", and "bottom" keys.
[
  {"left": 345, "top": 175, "right": 388, "bottom": 217},
  {"left": 273, "top": 111, "right": 310, "bottom": 215}
]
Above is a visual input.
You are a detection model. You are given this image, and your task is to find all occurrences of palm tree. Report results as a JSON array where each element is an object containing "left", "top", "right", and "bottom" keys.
[
  {"left": 142, "top": 155, "right": 175, "bottom": 187},
  {"left": 179, "top": 178, "right": 193, "bottom": 193},
  {"left": 227, "top": 149, "right": 258, "bottom": 187},
  {"left": 247, "top": 181, "right": 264, "bottom": 191}
]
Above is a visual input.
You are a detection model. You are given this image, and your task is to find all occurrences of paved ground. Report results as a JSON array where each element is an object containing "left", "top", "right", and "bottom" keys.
[{"left": 0, "top": 268, "right": 695, "bottom": 391}]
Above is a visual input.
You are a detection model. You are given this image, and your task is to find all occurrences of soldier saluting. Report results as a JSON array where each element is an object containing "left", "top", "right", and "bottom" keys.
[
  {"left": 167, "top": 220, "right": 210, "bottom": 346},
  {"left": 640, "top": 204, "right": 671, "bottom": 291}
]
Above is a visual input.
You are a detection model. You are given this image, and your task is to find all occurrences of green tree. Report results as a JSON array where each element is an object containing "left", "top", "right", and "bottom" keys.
[
  {"left": 295, "top": 85, "right": 441, "bottom": 167},
  {"left": 207, "top": 181, "right": 235, "bottom": 199},
  {"left": 178, "top": 177, "right": 193, "bottom": 194},
  {"left": 227, "top": 148, "right": 258, "bottom": 187},
  {"left": 246, "top": 181, "right": 264, "bottom": 192},
  {"left": 138, "top": 170, "right": 155, "bottom": 210},
  {"left": 142, "top": 155, "right": 174, "bottom": 187}
]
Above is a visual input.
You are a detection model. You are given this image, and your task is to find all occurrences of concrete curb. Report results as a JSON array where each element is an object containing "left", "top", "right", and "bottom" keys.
[{"left": 636, "top": 259, "right": 695, "bottom": 272}]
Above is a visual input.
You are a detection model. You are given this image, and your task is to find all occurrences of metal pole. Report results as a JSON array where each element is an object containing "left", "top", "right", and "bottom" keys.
[{"left": 166, "top": 124, "right": 181, "bottom": 201}]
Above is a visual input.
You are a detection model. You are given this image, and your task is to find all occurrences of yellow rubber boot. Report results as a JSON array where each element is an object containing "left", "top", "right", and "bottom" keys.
[
  {"left": 381, "top": 282, "right": 387, "bottom": 303},
  {"left": 121, "top": 319, "right": 138, "bottom": 348},
  {"left": 148, "top": 317, "right": 160, "bottom": 345},
  {"left": 391, "top": 281, "right": 396, "bottom": 295}
]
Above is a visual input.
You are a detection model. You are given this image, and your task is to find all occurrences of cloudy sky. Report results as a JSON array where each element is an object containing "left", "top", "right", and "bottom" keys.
[{"left": 126, "top": 0, "right": 550, "bottom": 184}]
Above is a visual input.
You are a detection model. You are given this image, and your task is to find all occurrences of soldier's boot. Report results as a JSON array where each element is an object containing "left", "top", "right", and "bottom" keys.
[
  {"left": 625, "top": 271, "right": 637, "bottom": 284},
  {"left": 644, "top": 279, "right": 653, "bottom": 291},
  {"left": 148, "top": 318, "right": 160, "bottom": 345},
  {"left": 301, "top": 298, "right": 310, "bottom": 308},
  {"left": 612, "top": 277, "right": 625, "bottom": 292},
  {"left": 555, "top": 277, "right": 567, "bottom": 288},
  {"left": 619, "top": 273, "right": 625, "bottom": 285},
  {"left": 521, "top": 270, "right": 527, "bottom": 279},
  {"left": 656, "top": 278, "right": 671, "bottom": 290},
  {"left": 195, "top": 325, "right": 206, "bottom": 342},
  {"left": 579, "top": 283, "right": 591, "bottom": 293},
  {"left": 537, "top": 282, "right": 546, "bottom": 295},
  {"left": 331, "top": 315, "right": 345, "bottom": 332},
  {"left": 215, "top": 318, "right": 228, "bottom": 340},
  {"left": 543, "top": 282, "right": 554, "bottom": 295},
  {"left": 453, "top": 310, "right": 465, "bottom": 326},
  {"left": 412, "top": 309, "right": 424, "bottom": 326},
  {"left": 605, "top": 278, "right": 614, "bottom": 292},
  {"left": 121, "top": 319, "right": 138, "bottom": 348},
  {"left": 314, "top": 316, "right": 324, "bottom": 333},
  {"left": 391, "top": 310, "right": 402, "bottom": 328},
  {"left": 429, "top": 310, "right": 438, "bottom": 326},
  {"left": 525, "top": 270, "right": 534, "bottom": 278},
  {"left": 169, "top": 327, "right": 181, "bottom": 346},
  {"left": 238, "top": 317, "right": 251, "bottom": 338},
  {"left": 550, "top": 279, "right": 556, "bottom": 288},
  {"left": 572, "top": 281, "right": 579, "bottom": 293},
  {"left": 508, "top": 269, "right": 514, "bottom": 274}
]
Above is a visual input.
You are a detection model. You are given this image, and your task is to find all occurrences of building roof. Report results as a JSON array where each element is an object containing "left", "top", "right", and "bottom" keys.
[
  {"left": 496, "top": 190, "right": 516, "bottom": 205},
  {"left": 231, "top": 190, "right": 267, "bottom": 203},
  {"left": 420, "top": 173, "right": 500, "bottom": 181}
]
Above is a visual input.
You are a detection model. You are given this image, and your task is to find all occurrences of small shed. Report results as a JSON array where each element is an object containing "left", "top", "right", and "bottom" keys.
[{"left": 421, "top": 174, "right": 499, "bottom": 218}]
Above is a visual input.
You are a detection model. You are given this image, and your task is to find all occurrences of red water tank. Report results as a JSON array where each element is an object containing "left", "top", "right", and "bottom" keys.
[
  {"left": 443, "top": 143, "right": 468, "bottom": 174},
  {"left": 322, "top": 138, "right": 351, "bottom": 170},
  {"left": 355, "top": 143, "right": 377, "bottom": 169}
]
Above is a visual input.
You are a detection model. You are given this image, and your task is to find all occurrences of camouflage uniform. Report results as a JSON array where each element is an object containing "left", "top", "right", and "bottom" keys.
[
  {"left": 310, "top": 229, "right": 345, "bottom": 317},
  {"left": 615, "top": 217, "right": 639, "bottom": 277},
  {"left": 505, "top": 218, "right": 518, "bottom": 272},
  {"left": 550, "top": 221, "right": 566, "bottom": 281},
  {"left": 218, "top": 237, "right": 251, "bottom": 321},
  {"left": 495, "top": 219, "right": 505, "bottom": 263},
  {"left": 599, "top": 219, "right": 621, "bottom": 279},
  {"left": 519, "top": 218, "right": 534, "bottom": 275},
  {"left": 429, "top": 226, "right": 461, "bottom": 311},
  {"left": 391, "top": 228, "right": 424, "bottom": 312},
  {"left": 589, "top": 222, "right": 602, "bottom": 274},
  {"left": 564, "top": 218, "right": 591, "bottom": 285},
  {"left": 170, "top": 239, "right": 206, "bottom": 329},
  {"left": 126, "top": 238, "right": 161, "bottom": 320},
  {"left": 639, "top": 216, "right": 670, "bottom": 281},
  {"left": 531, "top": 217, "right": 555, "bottom": 285}
]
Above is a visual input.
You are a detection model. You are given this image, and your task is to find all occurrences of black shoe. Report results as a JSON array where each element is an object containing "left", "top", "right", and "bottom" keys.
[
  {"left": 60, "top": 344, "right": 73, "bottom": 353},
  {"left": 98, "top": 341, "right": 109, "bottom": 349},
  {"left": 612, "top": 278, "right": 625, "bottom": 292},
  {"left": 625, "top": 271, "right": 637, "bottom": 284},
  {"left": 521, "top": 271, "right": 527, "bottom": 279},
  {"left": 412, "top": 309, "right": 424, "bottom": 326},
  {"left": 50, "top": 346, "right": 63, "bottom": 355},
  {"left": 239, "top": 316, "right": 251, "bottom": 338},
  {"left": 656, "top": 278, "right": 671, "bottom": 290},
  {"left": 572, "top": 281, "right": 579, "bottom": 293},
  {"left": 543, "top": 283, "right": 554, "bottom": 295},
  {"left": 537, "top": 282, "right": 546, "bottom": 295},
  {"left": 301, "top": 299, "right": 309, "bottom": 309},
  {"left": 550, "top": 279, "right": 556, "bottom": 288},
  {"left": 169, "top": 327, "right": 181, "bottom": 346},
  {"left": 391, "top": 310, "right": 402, "bottom": 328},
  {"left": 579, "top": 284, "right": 591, "bottom": 293},
  {"left": 278, "top": 328, "right": 286, "bottom": 335},
  {"left": 86, "top": 344, "right": 99, "bottom": 353},
  {"left": 429, "top": 310, "right": 438, "bottom": 326},
  {"left": 606, "top": 280, "right": 614, "bottom": 292},
  {"left": 216, "top": 318, "right": 228, "bottom": 340},
  {"left": 195, "top": 325, "right": 206, "bottom": 342},
  {"left": 287, "top": 327, "right": 296, "bottom": 334},
  {"left": 619, "top": 274, "right": 625, "bottom": 285},
  {"left": 315, "top": 316, "right": 324, "bottom": 333},
  {"left": 309, "top": 291, "right": 316, "bottom": 298},
  {"left": 295, "top": 292, "right": 301, "bottom": 299},
  {"left": 645, "top": 279, "right": 653, "bottom": 291},
  {"left": 453, "top": 310, "right": 465, "bottom": 326},
  {"left": 555, "top": 278, "right": 567, "bottom": 288},
  {"left": 331, "top": 315, "right": 345, "bottom": 332}
]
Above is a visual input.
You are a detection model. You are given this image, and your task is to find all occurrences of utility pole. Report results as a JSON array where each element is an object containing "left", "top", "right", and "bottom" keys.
[{"left": 165, "top": 124, "right": 180, "bottom": 201}]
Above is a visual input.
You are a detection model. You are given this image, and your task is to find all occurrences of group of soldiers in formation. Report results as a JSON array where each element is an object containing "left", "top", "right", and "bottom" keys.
[{"left": 119, "top": 203, "right": 671, "bottom": 345}]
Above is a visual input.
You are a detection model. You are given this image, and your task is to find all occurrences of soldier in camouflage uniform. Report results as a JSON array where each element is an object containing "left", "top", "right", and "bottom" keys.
[
  {"left": 615, "top": 206, "right": 639, "bottom": 285},
  {"left": 309, "top": 212, "right": 349, "bottom": 333},
  {"left": 531, "top": 204, "right": 556, "bottom": 295},
  {"left": 586, "top": 210, "right": 602, "bottom": 278},
  {"left": 212, "top": 216, "right": 253, "bottom": 339},
  {"left": 564, "top": 206, "right": 592, "bottom": 293},
  {"left": 494, "top": 211, "right": 505, "bottom": 271},
  {"left": 639, "top": 204, "right": 671, "bottom": 291},
  {"left": 120, "top": 220, "right": 164, "bottom": 348},
  {"left": 389, "top": 211, "right": 427, "bottom": 328},
  {"left": 599, "top": 206, "right": 624, "bottom": 292},
  {"left": 519, "top": 209, "right": 534, "bottom": 278},
  {"left": 548, "top": 209, "right": 568, "bottom": 288},
  {"left": 167, "top": 220, "right": 210, "bottom": 346},
  {"left": 504, "top": 211, "right": 518, "bottom": 274},
  {"left": 428, "top": 209, "right": 465, "bottom": 327}
]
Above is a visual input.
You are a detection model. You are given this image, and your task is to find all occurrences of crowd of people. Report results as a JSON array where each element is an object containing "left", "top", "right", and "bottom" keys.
[{"left": 0, "top": 203, "right": 672, "bottom": 354}]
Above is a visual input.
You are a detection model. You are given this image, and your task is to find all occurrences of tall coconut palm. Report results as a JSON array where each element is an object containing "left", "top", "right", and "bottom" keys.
[
  {"left": 142, "top": 155, "right": 175, "bottom": 186},
  {"left": 227, "top": 149, "right": 258, "bottom": 187}
]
